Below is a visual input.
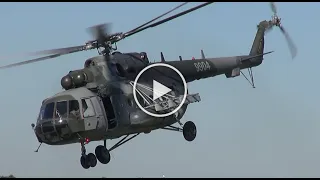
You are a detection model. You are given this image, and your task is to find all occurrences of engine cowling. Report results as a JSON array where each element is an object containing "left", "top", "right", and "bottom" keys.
[
  {"left": 61, "top": 75, "right": 73, "bottom": 90},
  {"left": 112, "top": 52, "right": 149, "bottom": 77},
  {"left": 61, "top": 69, "right": 94, "bottom": 90}
]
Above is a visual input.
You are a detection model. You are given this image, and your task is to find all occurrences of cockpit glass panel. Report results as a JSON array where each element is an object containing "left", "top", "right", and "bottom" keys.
[
  {"left": 55, "top": 101, "right": 68, "bottom": 119},
  {"left": 69, "top": 100, "right": 80, "bottom": 119},
  {"left": 82, "top": 99, "right": 95, "bottom": 117},
  {"left": 38, "top": 107, "right": 45, "bottom": 121},
  {"left": 43, "top": 102, "right": 55, "bottom": 119}
]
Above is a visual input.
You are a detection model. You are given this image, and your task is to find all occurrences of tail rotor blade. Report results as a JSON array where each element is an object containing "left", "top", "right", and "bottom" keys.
[
  {"left": 279, "top": 26, "right": 297, "bottom": 59},
  {"left": 270, "top": 2, "right": 277, "bottom": 15},
  {"left": 268, "top": 2, "right": 297, "bottom": 59}
]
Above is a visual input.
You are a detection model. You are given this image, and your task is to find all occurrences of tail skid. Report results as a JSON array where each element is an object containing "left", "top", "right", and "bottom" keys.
[{"left": 240, "top": 51, "right": 274, "bottom": 88}]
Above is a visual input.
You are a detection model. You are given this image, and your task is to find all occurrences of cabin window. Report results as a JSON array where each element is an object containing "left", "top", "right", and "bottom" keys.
[
  {"left": 81, "top": 99, "right": 95, "bottom": 118},
  {"left": 69, "top": 100, "right": 80, "bottom": 119},
  {"left": 43, "top": 102, "right": 55, "bottom": 119},
  {"left": 55, "top": 101, "right": 68, "bottom": 119}
]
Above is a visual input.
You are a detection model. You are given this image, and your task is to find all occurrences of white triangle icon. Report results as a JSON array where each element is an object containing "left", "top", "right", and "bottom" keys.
[{"left": 153, "top": 80, "right": 172, "bottom": 101}]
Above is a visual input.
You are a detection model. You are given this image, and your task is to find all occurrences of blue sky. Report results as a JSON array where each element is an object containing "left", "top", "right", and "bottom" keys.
[{"left": 0, "top": 2, "right": 319, "bottom": 178}]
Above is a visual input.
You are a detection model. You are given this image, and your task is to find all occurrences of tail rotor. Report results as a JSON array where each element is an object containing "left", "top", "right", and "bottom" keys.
[{"left": 268, "top": 2, "right": 297, "bottom": 59}]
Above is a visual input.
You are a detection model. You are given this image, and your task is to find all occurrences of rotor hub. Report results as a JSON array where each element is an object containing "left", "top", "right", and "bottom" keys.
[{"left": 271, "top": 15, "right": 281, "bottom": 27}]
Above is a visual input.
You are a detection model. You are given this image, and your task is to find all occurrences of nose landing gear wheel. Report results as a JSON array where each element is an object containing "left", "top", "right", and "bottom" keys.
[
  {"left": 80, "top": 153, "right": 97, "bottom": 169},
  {"left": 87, "top": 153, "right": 97, "bottom": 167},
  {"left": 80, "top": 155, "right": 90, "bottom": 169},
  {"left": 183, "top": 121, "right": 197, "bottom": 142},
  {"left": 95, "top": 145, "right": 111, "bottom": 164}
]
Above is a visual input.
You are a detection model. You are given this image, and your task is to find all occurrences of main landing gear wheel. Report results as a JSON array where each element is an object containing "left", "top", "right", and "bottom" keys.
[
  {"left": 87, "top": 153, "right": 97, "bottom": 167},
  {"left": 183, "top": 121, "right": 197, "bottom": 142},
  {"left": 95, "top": 145, "right": 111, "bottom": 164},
  {"left": 79, "top": 138, "right": 98, "bottom": 169}
]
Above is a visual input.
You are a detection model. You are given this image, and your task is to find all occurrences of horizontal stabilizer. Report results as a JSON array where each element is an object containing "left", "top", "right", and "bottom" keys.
[{"left": 241, "top": 51, "right": 274, "bottom": 62}]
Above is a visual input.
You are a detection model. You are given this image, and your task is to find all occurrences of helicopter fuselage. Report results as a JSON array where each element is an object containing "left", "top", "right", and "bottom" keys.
[
  {"left": 33, "top": 44, "right": 266, "bottom": 146},
  {"left": 34, "top": 52, "right": 188, "bottom": 146}
]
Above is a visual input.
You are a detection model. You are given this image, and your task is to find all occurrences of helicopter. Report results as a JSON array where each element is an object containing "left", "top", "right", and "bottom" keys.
[{"left": 0, "top": 2, "right": 297, "bottom": 169}]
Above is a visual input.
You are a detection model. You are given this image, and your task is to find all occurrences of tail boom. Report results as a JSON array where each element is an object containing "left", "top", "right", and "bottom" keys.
[
  {"left": 164, "top": 50, "right": 272, "bottom": 83},
  {"left": 153, "top": 20, "right": 272, "bottom": 86}
]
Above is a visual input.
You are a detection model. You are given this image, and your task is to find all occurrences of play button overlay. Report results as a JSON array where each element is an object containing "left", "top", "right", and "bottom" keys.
[
  {"left": 133, "top": 63, "right": 187, "bottom": 118},
  {"left": 152, "top": 80, "right": 172, "bottom": 101}
]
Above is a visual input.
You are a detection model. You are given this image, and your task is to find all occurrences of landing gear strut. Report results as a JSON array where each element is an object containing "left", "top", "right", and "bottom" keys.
[
  {"left": 79, "top": 133, "right": 140, "bottom": 169},
  {"left": 79, "top": 140, "right": 97, "bottom": 169},
  {"left": 95, "top": 133, "right": 140, "bottom": 165},
  {"left": 161, "top": 120, "right": 197, "bottom": 142}
]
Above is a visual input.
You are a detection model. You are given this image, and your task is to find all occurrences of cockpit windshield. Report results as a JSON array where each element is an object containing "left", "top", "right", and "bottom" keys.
[
  {"left": 55, "top": 101, "right": 68, "bottom": 119},
  {"left": 42, "top": 102, "right": 55, "bottom": 119},
  {"left": 39, "top": 100, "right": 80, "bottom": 120}
]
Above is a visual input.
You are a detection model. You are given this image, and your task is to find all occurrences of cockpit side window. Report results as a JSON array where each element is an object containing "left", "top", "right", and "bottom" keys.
[
  {"left": 69, "top": 100, "right": 80, "bottom": 119},
  {"left": 38, "top": 107, "right": 45, "bottom": 121},
  {"left": 55, "top": 101, "right": 68, "bottom": 119},
  {"left": 81, "top": 99, "right": 95, "bottom": 118},
  {"left": 43, "top": 102, "right": 55, "bottom": 119}
]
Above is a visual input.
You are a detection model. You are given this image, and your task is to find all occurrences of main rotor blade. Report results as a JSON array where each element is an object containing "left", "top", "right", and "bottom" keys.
[
  {"left": 24, "top": 3, "right": 210, "bottom": 57},
  {"left": 2, "top": 2, "right": 213, "bottom": 69},
  {"left": 279, "top": 26, "right": 297, "bottom": 59},
  {"left": 0, "top": 53, "right": 62, "bottom": 69},
  {"left": 31, "top": 24, "right": 112, "bottom": 56},
  {"left": 29, "top": 45, "right": 85, "bottom": 56},
  {"left": 0, "top": 48, "right": 84, "bottom": 70},
  {"left": 127, "top": 2, "right": 189, "bottom": 34},
  {"left": 270, "top": 2, "right": 277, "bottom": 15},
  {"left": 124, "top": 2, "right": 214, "bottom": 39}
]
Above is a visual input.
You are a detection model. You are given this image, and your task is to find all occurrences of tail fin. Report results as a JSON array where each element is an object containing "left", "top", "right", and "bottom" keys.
[
  {"left": 235, "top": 20, "right": 273, "bottom": 89},
  {"left": 249, "top": 20, "right": 270, "bottom": 64}
]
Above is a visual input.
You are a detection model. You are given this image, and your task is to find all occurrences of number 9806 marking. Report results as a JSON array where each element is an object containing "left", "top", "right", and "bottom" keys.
[{"left": 194, "top": 61, "right": 211, "bottom": 72}]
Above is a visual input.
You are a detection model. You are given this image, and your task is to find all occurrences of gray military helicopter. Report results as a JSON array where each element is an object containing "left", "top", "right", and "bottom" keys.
[{"left": 0, "top": 2, "right": 297, "bottom": 169}]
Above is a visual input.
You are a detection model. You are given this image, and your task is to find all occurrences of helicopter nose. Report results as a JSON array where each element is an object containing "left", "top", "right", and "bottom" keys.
[{"left": 35, "top": 119, "right": 72, "bottom": 143}]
